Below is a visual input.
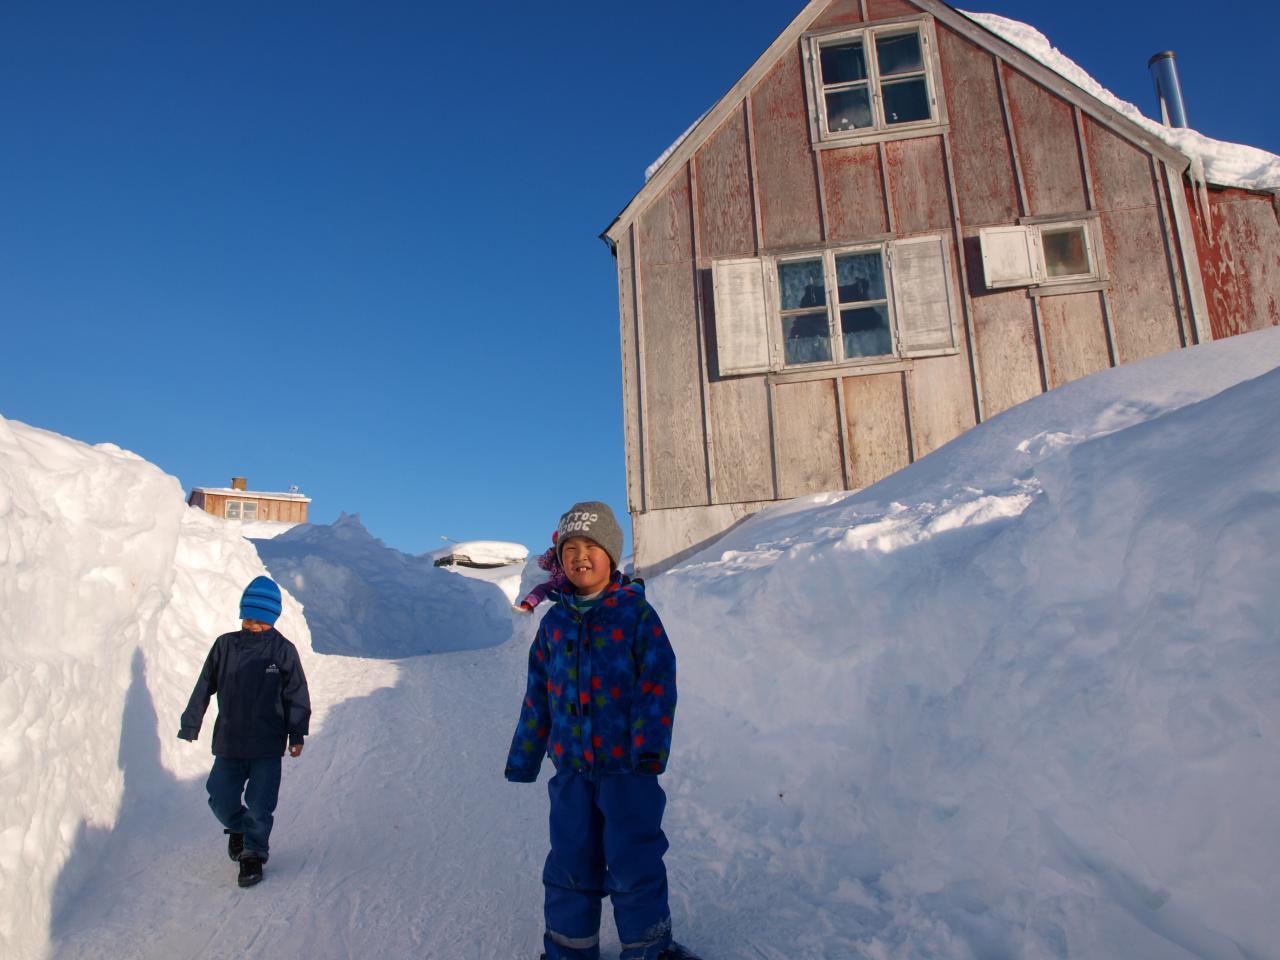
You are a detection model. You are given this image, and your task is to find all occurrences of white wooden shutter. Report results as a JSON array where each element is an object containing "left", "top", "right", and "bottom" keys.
[
  {"left": 979, "top": 225, "right": 1041, "bottom": 288},
  {"left": 711, "top": 257, "right": 772, "bottom": 375},
  {"left": 890, "top": 235, "right": 956, "bottom": 355}
]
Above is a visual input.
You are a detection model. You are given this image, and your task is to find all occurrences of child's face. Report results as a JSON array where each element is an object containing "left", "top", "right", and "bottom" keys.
[
  {"left": 242, "top": 619, "right": 272, "bottom": 633},
  {"left": 560, "top": 537, "right": 612, "bottom": 595}
]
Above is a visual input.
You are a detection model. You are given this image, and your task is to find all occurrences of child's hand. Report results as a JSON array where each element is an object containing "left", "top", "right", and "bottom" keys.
[
  {"left": 289, "top": 743, "right": 304, "bottom": 758},
  {"left": 512, "top": 602, "right": 533, "bottom": 614}
]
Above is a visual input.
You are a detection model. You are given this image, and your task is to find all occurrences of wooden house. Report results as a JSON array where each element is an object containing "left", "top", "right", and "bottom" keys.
[
  {"left": 187, "top": 476, "right": 310, "bottom": 524},
  {"left": 601, "top": 0, "right": 1280, "bottom": 573}
]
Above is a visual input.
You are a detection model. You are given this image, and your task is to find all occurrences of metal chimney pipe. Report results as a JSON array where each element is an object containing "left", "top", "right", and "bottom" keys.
[{"left": 1148, "top": 51, "right": 1188, "bottom": 128}]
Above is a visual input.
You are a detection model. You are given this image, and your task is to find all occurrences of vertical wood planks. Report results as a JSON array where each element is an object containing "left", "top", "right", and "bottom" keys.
[
  {"left": 750, "top": 46, "right": 824, "bottom": 250},
  {"left": 969, "top": 287, "right": 1041, "bottom": 416},
  {"left": 843, "top": 372, "right": 911, "bottom": 488},
  {"left": 708, "top": 378, "right": 776, "bottom": 503},
  {"left": 1039, "top": 292, "right": 1111, "bottom": 388},
  {"left": 1084, "top": 117, "right": 1180, "bottom": 363},
  {"left": 810, "top": 0, "right": 864, "bottom": 30},
  {"left": 695, "top": 107, "right": 757, "bottom": 261},
  {"left": 774, "top": 379, "right": 845, "bottom": 498},
  {"left": 935, "top": 27, "right": 1019, "bottom": 228},
  {"left": 822, "top": 145, "right": 888, "bottom": 241},
  {"left": 616, "top": 229, "right": 645, "bottom": 513},
  {"left": 884, "top": 136, "right": 952, "bottom": 236},
  {"left": 1001, "top": 66, "right": 1087, "bottom": 216},
  {"left": 1191, "top": 186, "right": 1280, "bottom": 339},
  {"left": 637, "top": 167, "right": 708, "bottom": 509},
  {"left": 866, "top": 0, "right": 922, "bottom": 18},
  {"left": 907, "top": 350, "right": 977, "bottom": 457}
]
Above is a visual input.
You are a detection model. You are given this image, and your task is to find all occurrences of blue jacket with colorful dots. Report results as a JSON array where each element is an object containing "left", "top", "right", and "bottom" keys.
[{"left": 504, "top": 573, "right": 676, "bottom": 782}]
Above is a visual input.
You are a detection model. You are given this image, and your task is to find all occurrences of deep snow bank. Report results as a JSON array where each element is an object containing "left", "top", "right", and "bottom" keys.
[
  {"left": 653, "top": 328, "right": 1280, "bottom": 958},
  {"left": 0, "top": 416, "right": 310, "bottom": 960},
  {"left": 254, "top": 514, "right": 512, "bottom": 658}
]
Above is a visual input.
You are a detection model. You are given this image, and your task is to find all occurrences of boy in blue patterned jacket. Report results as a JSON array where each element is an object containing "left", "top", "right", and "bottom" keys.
[{"left": 506, "top": 501, "right": 694, "bottom": 960}]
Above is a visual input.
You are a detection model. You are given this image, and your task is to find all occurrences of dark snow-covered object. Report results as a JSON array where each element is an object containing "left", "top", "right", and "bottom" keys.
[{"left": 254, "top": 514, "right": 510, "bottom": 657}]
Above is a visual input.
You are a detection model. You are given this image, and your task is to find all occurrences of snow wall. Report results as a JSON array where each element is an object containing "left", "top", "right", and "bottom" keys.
[
  {"left": 652, "top": 328, "right": 1280, "bottom": 958},
  {"left": 0, "top": 418, "right": 311, "bottom": 960}
]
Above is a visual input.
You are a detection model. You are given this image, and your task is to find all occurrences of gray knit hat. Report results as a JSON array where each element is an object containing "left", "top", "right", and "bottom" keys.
[{"left": 556, "top": 501, "right": 624, "bottom": 570}]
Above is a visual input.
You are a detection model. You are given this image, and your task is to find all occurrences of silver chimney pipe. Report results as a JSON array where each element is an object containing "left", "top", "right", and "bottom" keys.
[{"left": 1148, "top": 51, "right": 1188, "bottom": 128}]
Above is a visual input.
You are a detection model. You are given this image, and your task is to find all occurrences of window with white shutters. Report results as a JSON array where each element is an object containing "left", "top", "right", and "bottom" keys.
[
  {"left": 978, "top": 218, "right": 1101, "bottom": 290},
  {"left": 710, "top": 234, "right": 958, "bottom": 375}
]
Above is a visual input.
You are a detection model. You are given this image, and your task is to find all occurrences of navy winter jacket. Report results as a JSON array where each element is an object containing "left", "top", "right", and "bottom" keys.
[
  {"left": 178, "top": 628, "right": 311, "bottom": 758},
  {"left": 505, "top": 574, "right": 677, "bottom": 782}
]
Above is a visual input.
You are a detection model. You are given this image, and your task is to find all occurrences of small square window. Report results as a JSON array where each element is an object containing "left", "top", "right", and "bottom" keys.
[
  {"left": 225, "top": 501, "right": 241, "bottom": 520},
  {"left": 979, "top": 219, "right": 1102, "bottom": 290},
  {"left": 1041, "top": 225, "right": 1091, "bottom": 279}
]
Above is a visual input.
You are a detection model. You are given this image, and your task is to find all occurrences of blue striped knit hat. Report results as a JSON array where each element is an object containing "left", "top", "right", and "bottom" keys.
[{"left": 239, "top": 576, "right": 282, "bottom": 626}]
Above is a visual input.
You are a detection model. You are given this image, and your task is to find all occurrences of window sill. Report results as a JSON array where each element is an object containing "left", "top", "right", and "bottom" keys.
[
  {"left": 1027, "top": 279, "right": 1109, "bottom": 298},
  {"left": 766, "top": 355, "right": 925, "bottom": 385},
  {"left": 812, "top": 123, "right": 948, "bottom": 152}
]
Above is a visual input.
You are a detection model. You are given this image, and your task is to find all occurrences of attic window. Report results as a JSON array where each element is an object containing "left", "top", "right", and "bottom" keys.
[
  {"left": 225, "top": 500, "right": 258, "bottom": 521},
  {"left": 711, "top": 234, "right": 959, "bottom": 376},
  {"left": 806, "top": 21, "right": 941, "bottom": 144},
  {"left": 979, "top": 218, "right": 1103, "bottom": 290}
]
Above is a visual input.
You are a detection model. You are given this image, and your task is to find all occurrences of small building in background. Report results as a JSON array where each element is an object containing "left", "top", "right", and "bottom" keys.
[{"left": 187, "top": 476, "right": 311, "bottom": 524}]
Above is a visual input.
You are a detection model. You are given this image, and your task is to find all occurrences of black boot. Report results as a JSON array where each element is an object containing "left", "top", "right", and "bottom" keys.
[
  {"left": 224, "top": 829, "right": 244, "bottom": 862},
  {"left": 237, "top": 855, "right": 264, "bottom": 888}
]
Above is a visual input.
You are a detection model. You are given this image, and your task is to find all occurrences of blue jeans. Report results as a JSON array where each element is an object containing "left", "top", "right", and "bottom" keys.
[
  {"left": 543, "top": 770, "right": 672, "bottom": 960},
  {"left": 206, "top": 756, "right": 282, "bottom": 861}
]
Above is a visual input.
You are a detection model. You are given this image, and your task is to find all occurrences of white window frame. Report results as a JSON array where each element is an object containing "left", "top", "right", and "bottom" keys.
[
  {"left": 803, "top": 17, "right": 944, "bottom": 147},
  {"left": 710, "top": 234, "right": 959, "bottom": 377},
  {"left": 224, "top": 500, "right": 258, "bottom": 521},
  {"left": 979, "top": 217, "right": 1104, "bottom": 291}
]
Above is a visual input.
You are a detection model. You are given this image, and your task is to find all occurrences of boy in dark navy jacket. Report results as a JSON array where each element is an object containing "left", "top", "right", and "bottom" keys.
[
  {"left": 506, "top": 502, "right": 694, "bottom": 960},
  {"left": 179, "top": 576, "right": 310, "bottom": 888}
]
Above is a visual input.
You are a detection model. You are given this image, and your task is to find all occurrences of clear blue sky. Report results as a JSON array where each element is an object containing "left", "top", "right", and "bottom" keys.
[{"left": 2, "top": 1, "right": 1275, "bottom": 556}]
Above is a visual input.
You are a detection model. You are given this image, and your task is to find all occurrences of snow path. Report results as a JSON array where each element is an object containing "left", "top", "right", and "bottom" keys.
[{"left": 48, "top": 627, "right": 555, "bottom": 959}]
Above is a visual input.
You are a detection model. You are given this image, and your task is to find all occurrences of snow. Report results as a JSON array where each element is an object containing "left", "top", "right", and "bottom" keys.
[
  {"left": 964, "top": 11, "right": 1280, "bottom": 191},
  {"left": 429, "top": 539, "right": 529, "bottom": 567},
  {"left": 4, "top": 326, "right": 1280, "bottom": 959}
]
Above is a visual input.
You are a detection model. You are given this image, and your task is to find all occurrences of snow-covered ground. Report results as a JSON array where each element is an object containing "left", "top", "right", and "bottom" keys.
[{"left": 3, "top": 327, "right": 1279, "bottom": 959}]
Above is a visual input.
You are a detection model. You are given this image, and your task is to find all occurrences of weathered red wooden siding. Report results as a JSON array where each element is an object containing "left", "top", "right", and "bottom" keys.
[
  {"left": 969, "top": 284, "right": 1040, "bottom": 417},
  {"left": 822, "top": 145, "right": 888, "bottom": 241},
  {"left": 1084, "top": 117, "right": 1181, "bottom": 362},
  {"left": 1039, "top": 291, "right": 1111, "bottom": 388},
  {"left": 616, "top": 229, "right": 644, "bottom": 512},
  {"left": 810, "top": 0, "right": 863, "bottom": 30},
  {"left": 885, "top": 136, "right": 951, "bottom": 235},
  {"left": 1001, "top": 65, "right": 1087, "bottom": 216},
  {"left": 637, "top": 168, "right": 708, "bottom": 509},
  {"left": 1187, "top": 185, "right": 1280, "bottom": 339},
  {"left": 934, "top": 26, "right": 1019, "bottom": 226},
  {"left": 866, "top": 0, "right": 921, "bottom": 18},
  {"left": 694, "top": 107, "right": 756, "bottom": 261},
  {"left": 750, "top": 46, "right": 823, "bottom": 250}
]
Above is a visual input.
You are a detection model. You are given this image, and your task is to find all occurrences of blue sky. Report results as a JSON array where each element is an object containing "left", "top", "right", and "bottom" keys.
[{"left": 2, "top": 1, "right": 1276, "bottom": 556}]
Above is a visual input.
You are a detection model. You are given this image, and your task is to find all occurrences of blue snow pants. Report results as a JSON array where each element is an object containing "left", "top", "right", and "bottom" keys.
[
  {"left": 206, "top": 756, "right": 282, "bottom": 861},
  {"left": 542, "top": 770, "right": 672, "bottom": 960}
]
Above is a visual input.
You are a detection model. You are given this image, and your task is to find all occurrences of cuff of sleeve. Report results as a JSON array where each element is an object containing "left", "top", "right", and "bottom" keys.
[
  {"left": 177, "top": 729, "right": 198, "bottom": 741},
  {"left": 504, "top": 766, "right": 538, "bottom": 783},
  {"left": 637, "top": 753, "right": 665, "bottom": 775},
  {"left": 289, "top": 733, "right": 305, "bottom": 747}
]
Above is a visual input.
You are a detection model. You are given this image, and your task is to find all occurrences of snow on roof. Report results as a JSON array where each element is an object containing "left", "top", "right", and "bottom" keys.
[
  {"left": 191, "top": 486, "right": 311, "bottom": 502},
  {"left": 430, "top": 540, "right": 529, "bottom": 566},
  {"left": 963, "top": 11, "right": 1280, "bottom": 191},
  {"left": 642, "top": 9, "right": 1280, "bottom": 192}
]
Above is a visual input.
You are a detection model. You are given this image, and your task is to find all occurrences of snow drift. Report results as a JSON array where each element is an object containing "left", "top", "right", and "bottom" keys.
[
  {"left": 0, "top": 418, "right": 311, "bottom": 960},
  {"left": 652, "top": 327, "right": 1280, "bottom": 958},
  {"left": 253, "top": 514, "right": 513, "bottom": 658}
]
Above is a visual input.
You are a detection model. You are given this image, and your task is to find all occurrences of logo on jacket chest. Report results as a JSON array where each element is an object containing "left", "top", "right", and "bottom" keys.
[{"left": 265, "top": 663, "right": 280, "bottom": 674}]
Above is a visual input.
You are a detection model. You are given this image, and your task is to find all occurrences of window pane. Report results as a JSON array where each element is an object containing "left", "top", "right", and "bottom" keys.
[
  {"left": 820, "top": 41, "right": 867, "bottom": 85},
  {"left": 881, "top": 77, "right": 930, "bottom": 125},
  {"left": 778, "top": 259, "right": 826, "bottom": 310},
  {"left": 783, "top": 312, "right": 832, "bottom": 365},
  {"left": 835, "top": 251, "right": 885, "bottom": 303},
  {"left": 875, "top": 32, "right": 923, "bottom": 77},
  {"left": 225, "top": 501, "right": 241, "bottom": 519},
  {"left": 825, "top": 88, "right": 872, "bottom": 132},
  {"left": 242, "top": 502, "right": 259, "bottom": 520},
  {"left": 841, "top": 305, "right": 893, "bottom": 358},
  {"left": 1042, "top": 226, "right": 1091, "bottom": 277}
]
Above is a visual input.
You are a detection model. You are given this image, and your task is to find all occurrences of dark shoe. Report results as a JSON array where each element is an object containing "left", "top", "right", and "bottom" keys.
[
  {"left": 658, "top": 946, "right": 701, "bottom": 960},
  {"left": 237, "top": 855, "right": 264, "bottom": 888},
  {"left": 224, "top": 829, "right": 244, "bottom": 861}
]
